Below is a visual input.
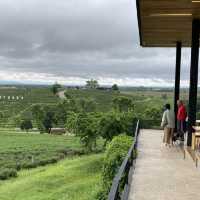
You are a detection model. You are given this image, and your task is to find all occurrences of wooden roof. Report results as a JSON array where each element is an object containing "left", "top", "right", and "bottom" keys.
[{"left": 136, "top": 0, "right": 200, "bottom": 47}]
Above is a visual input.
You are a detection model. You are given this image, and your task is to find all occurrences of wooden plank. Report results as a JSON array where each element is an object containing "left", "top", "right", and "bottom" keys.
[
  {"left": 143, "top": 41, "right": 191, "bottom": 47},
  {"left": 137, "top": 0, "right": 200, "bottom": 47}
]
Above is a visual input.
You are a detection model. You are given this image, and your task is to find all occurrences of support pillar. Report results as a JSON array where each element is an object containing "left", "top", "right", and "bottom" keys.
[
  {"left": 174, "top": 42, "right": 182, "bottom": 131},
  {"left": 187, "top": 19, "right": 200, "bottom": 146}
]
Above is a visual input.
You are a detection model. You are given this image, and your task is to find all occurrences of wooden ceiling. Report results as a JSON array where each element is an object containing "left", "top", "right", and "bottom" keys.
[{"left": 136, "top": 0, "right": 200, "bottom": 47}]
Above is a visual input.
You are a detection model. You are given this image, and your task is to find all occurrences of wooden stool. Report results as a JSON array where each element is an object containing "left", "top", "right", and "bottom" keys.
[
  {"left": 192, "top": 126, "right": 200, "bottom": 150},
  {"left": 196, "top": 120, "right": 200, "bottom": 126},
  {"left": 195, "top": 136, "right": 200, "bottom": 151}
]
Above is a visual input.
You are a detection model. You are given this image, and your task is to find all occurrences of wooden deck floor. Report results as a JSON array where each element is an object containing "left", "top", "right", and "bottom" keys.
[{"left": 128, "top": 129, "right": 200, "bottom": 200}]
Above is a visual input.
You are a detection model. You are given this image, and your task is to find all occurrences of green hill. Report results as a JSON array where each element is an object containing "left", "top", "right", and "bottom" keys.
[
  {"left": 0, "top": 87, "right": 59, "bottom": 127},
  {"left": 65, "top": 89, "right": 122, "bottom": 112},
  {"left": 0, "top": 154, "right": 103, "bottom": 200}
]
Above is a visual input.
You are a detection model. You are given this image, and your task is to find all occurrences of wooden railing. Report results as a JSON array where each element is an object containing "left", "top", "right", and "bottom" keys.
[{"left": 108, "top": 120, "right": 140, "bottom": 200}]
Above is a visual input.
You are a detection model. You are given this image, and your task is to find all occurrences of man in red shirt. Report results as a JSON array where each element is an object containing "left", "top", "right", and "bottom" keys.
[{"left": 177, "top": 100, "right": 187, "bottom": 141}]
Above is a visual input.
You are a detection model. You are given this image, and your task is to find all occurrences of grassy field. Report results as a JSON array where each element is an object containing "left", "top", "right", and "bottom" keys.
[
  {"left": 65, "top": 88, "right": 167, "bottom": 111},
  {"left": 0, "top": 87, "right": 183, "bottom": 199},
  {"left": 65, "top": 89, "right": 122, "bottom": 112},
  {"left": 65, "top": 88, "right": 174, "bottom": 114},
  {"left": 0, "top": 154, "right": 103, "bottom": 200},
  {"left": 0, "top": 130, "right": 84, "bottom": 179},
  {"left": 0, "top": 86, "right": 181, "bottom": 127}
]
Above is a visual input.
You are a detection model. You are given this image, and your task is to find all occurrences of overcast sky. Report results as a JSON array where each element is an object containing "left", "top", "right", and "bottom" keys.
[{"left": 0, "top": 0, "right": 193, "bottom": 86}]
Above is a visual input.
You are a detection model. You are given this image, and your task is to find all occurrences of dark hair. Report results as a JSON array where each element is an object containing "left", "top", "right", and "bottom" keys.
[{"left": 165, "top": 104, "right": 170, "bottom": 110}]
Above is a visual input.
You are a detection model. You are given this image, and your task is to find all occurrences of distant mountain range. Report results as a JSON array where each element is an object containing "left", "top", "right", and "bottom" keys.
[
  {"left": 0, "top": 80, "right": 191, "bottom": 90},
  {"left": 0, "top": 80, "right": 51, "bottom": 86}
]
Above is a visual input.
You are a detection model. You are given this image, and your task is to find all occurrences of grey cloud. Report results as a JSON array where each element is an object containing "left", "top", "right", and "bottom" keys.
[
  {"left": 0, "top": 0, "right": 194, "bottom": 85},
  {"left": 0, "top": 0, "right": 137, "bottom": 54}
]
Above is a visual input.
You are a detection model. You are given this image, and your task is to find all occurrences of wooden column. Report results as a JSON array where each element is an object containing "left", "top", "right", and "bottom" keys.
[
  {"left": 174, "top": 42, "right": 182, "bottom": 131},
  {"left": 187, "top": 19, "right": 200, "bottom": 146}
]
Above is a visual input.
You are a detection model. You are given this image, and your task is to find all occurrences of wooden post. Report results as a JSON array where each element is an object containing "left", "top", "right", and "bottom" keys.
[{"left": 187, "top": 19, "right": 200, "bottom": 146}]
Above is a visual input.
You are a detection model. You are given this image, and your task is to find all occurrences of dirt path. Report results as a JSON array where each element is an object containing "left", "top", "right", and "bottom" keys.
[{"left": 58, "top": 90, "right": 66, "bottom": 99}]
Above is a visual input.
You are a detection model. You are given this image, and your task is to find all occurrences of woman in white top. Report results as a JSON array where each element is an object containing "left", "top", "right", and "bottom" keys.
[{"left": 161, "top": 104, "right": 175, "bottom": 146}]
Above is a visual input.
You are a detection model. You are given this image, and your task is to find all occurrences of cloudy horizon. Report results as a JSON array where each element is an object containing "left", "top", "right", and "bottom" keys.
[{"left": 0, "top": 0, "right": 194, "bottom": 87}]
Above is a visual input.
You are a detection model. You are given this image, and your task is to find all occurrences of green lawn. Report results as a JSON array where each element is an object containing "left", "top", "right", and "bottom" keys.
[
  {"left": 0, "top": 131, "right": 83, "bottom": 178},
  {"left": 0, "top": 154, "right": 103, "bottom": 200}
]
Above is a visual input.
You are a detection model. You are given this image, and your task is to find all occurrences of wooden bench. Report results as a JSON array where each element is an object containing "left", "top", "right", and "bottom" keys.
[{"left": 50, "top": 128, "right": 66, "bottom": 135}]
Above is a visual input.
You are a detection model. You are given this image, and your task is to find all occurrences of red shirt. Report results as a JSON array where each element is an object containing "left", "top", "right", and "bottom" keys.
[{"left": 177, "top": 105, "right": 187, "bottom": 121}]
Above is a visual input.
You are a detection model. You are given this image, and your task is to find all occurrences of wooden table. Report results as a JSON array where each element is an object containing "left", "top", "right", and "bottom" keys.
[{"left": 192, "top": 126, "right": 200, "bottom": 150}]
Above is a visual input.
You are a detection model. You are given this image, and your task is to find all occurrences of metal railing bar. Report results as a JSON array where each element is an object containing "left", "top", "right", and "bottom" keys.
[{"left": 108, "top": 120, "right": 140, "bottom": 200}]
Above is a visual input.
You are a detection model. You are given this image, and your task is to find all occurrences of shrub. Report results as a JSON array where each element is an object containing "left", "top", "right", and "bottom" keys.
[
  {"left": 20, "top": 120, "right": 33, "bottom": 132},
  {"left": 197, "top": 112, "right": 200, "bottom": 120},
  {"left": 98, "top": 112, "right": 137, "bottom": 143},
  {"left": 144, "top": 107, "right": 162, "bottom": 121},
  {"left": 97, "top": 134, "right": 133, "bottom": 199},
  {"left": 0, "top": 168, "right": 17, "bottom": 180},
  {"left": 98, "top": 112, "right": 124, "bottom": 143},
  {"left": 140, "top": 118, "right": 161, "bottom": 129},
  {"left": 112, "top": 97, "right": 134, "bottom": 112},
  {"left": 66, "top": 112, "right": 101, "bottom": 152}
]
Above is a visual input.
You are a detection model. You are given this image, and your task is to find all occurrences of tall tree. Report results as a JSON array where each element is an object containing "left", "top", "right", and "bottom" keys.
[
  {"left": 42, "top": 106, "right": 57, "bottom": 133},
  {"left": 51, "top": 82, "right": 62, "bottom": 95},
  {"left": 31, "top": 104, "right": 45, "bottom": 132},
  {"left": 43, "top": 111, "right": 55, "bottom": 133},
  {"left": 78, "top": 98, "right": 96, "bottom": 112},
  {"left": 31, "top": 105, "right": 57, "bottom": 133},
  {"left": 66, "top": 112, "right": 100, "bottom": 151},
  {"left": 112, "top": 97, "right": 134, "bottom": 112},
  {"left": 20, "top": 120, "right": 33, "bottom": 133},
  {"left": 64, "top": 92, "right": 78, "bottom": 112},
  {"left": 111, "top": 84, "right": 119, "bottom": 91},
  {"left": 85, "top": 79, "right": 99, "bottom": 89},
  {"left": 98, "top": 112, "right": 124, "bottom": 143}
]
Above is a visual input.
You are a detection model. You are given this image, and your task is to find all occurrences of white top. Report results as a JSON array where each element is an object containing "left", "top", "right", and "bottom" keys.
[{"left": 161, "top": 109, "right": 175, "bottom": 129}]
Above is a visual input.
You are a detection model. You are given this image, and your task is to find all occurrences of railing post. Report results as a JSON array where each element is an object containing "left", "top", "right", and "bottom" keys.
[{"left": 174, "top": 42, "right": 182, "bottom": 132}]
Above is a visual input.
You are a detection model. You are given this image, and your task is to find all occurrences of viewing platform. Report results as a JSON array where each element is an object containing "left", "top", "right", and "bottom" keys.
[{"left": 128, "top": 129, "right": 200, "bottom": 200}]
